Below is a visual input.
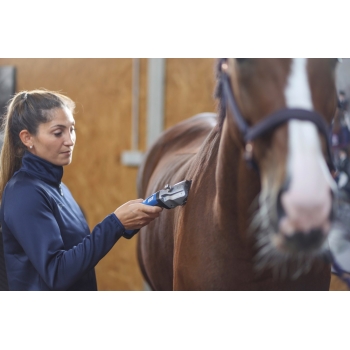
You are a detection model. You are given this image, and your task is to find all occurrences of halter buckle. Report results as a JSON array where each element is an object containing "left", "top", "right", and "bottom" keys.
[
  {"left": 221, "top": 62, "right": 228, "bottom": 73},
  {"left": 243, "top": 142, "right": 253, "bottom": 161}
]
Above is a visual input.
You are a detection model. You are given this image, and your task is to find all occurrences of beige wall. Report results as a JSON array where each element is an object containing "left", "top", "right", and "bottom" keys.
[{"left": 0, "top": 58, "right": 216, "bottom": 290}]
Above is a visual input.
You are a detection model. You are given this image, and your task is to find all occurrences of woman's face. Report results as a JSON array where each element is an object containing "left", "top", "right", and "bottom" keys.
[{"left": 29, "top": 107, "right": 76, "bottom": 166}]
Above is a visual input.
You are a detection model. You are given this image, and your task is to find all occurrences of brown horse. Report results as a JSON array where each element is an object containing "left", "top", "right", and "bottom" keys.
[{"left": 137, "top": 58, "right": 342, "bottom": 291}]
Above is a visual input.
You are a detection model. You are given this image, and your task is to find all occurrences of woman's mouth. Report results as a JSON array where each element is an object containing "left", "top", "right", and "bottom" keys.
[{"left": 61, "top": 150, "right": 72, "bottom": 156}]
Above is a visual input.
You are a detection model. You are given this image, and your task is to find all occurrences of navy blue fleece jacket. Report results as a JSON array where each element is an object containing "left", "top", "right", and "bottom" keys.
[{"left": 0, "top": 151, "right": 126, "bottom": 291}]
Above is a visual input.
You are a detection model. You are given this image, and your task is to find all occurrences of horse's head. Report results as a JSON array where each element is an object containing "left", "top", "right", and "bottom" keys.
[{"left": 217, "top": 58, "right": 340, "bottom": 276}]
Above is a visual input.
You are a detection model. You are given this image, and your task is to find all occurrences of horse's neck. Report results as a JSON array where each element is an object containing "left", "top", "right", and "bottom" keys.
[{"left": 214, "top": 118, "right": 261, "bottom": 240}]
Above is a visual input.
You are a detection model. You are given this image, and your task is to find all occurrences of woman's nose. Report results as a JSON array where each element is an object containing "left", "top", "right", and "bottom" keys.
[{"left": 64, "top": 132, "right": 75, "bottom": 145}]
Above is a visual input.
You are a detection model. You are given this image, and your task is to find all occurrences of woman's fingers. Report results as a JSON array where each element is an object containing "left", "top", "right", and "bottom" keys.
[{"left": 114, "top": 200, "right": 164, "bottom": 230}]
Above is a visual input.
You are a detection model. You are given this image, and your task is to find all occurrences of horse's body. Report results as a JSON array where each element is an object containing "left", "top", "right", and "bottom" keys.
[{"left": 137, "top": 58, "right": 341, "bottom": 290}]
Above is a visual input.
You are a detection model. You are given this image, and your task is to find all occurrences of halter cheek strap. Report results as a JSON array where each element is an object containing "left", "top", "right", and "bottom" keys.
[{"left": 220, "top": 62, "right": 336, "bottom": 173}]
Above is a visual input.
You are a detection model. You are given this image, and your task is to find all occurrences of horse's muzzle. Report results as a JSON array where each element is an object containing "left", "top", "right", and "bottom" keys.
[{"left": 275, "top": 190, "right": 331, "bottom": 253}]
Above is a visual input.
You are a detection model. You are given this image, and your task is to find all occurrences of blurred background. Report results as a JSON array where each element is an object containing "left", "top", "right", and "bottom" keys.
[{"left": 1, "top": 58, "right": 350, "bottom": 291}]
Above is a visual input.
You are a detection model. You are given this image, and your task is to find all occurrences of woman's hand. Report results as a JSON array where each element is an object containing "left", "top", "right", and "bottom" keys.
[{"left": 114, "top": 199, "right": 163, "bottom": 230}]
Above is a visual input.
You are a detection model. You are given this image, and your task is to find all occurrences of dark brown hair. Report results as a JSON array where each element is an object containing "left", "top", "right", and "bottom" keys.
[{"left": 0, "top": 89, "right": 75, "bottom": 201}]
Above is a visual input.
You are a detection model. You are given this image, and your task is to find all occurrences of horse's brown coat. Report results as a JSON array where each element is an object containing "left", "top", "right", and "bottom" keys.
[{"left": 137, "top": 59, "right": 337, "bottom": 290}]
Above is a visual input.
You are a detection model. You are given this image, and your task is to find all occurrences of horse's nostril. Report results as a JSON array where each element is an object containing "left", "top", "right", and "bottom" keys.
[
  {"left": 284, "top": 229, "right": 326, "bottom": 252},
  {"left": 277, "top": 190, "right": 286, "bottom": 222},
  {"left": 277, "top": 179, "right": 290, "bottom": 219},
  {"left": 276, "top": 189, "right": 288, "bottom": 220}
]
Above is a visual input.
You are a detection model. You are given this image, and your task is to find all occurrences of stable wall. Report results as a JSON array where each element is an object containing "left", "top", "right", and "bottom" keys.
[{"left": 0, "top": 58, "right": 217, "bottom": 290}]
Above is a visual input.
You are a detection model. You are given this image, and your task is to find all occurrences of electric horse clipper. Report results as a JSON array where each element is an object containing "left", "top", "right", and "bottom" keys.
[{"left": 123, "top": 180, "right": 192, "bottom": 238}]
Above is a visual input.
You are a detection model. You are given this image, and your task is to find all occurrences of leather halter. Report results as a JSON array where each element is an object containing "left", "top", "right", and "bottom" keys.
[{"left": 220, "top": 60, "right": 336, "bottom": 173}]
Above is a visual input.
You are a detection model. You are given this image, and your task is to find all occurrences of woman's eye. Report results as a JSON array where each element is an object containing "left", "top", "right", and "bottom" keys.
[
  {"left": 54, "top": 132, "right": 62, "bottom": 137},
  {"left": 70, "top": 127, "right": 76, "bottom": 133}
]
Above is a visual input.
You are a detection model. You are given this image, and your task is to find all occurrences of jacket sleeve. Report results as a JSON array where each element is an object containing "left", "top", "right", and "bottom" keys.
[{"left": 3, "top": 182, "right": 125, "bottom": 290}]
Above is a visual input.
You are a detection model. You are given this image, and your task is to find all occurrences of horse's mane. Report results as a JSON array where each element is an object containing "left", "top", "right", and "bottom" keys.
[
  {"left": 214, "top": 58, "right": 226, "bottom": 130},
  {"left": 137, "top": 58, "right": 227, "bottom": 197}
]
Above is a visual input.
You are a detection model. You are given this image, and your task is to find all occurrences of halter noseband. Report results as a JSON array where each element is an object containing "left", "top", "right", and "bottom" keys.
[{"left": 220, "top": 60, "right": 336, "bottom": 173}]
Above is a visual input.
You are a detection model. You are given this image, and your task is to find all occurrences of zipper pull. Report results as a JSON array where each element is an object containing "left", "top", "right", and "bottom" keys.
[{"left": 59, "top": 184, "right": 63, "bottom": 196}]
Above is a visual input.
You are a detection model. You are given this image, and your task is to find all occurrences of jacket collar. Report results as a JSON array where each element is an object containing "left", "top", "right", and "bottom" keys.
[{"left": 20, "top": 151, "right": 63, "bottom": 185}]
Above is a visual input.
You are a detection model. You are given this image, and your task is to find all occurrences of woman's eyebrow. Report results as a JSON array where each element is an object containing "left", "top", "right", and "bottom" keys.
[
  {"left": 49, "top": 123, "right": 75, "bottom": 129},
  {"left": 50, "top": 124, "right": 67, "bottom": 129}
]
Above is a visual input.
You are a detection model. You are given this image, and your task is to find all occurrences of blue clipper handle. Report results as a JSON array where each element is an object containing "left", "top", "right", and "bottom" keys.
[
  {"left": 142, "top": 193, "right": 159, "bottom": 206},
  {"left": 123, "top": 193, "right": 160, "bottom": 239},
  {"left": 123, "top": 179, "right": 191, "bottom": 238}
]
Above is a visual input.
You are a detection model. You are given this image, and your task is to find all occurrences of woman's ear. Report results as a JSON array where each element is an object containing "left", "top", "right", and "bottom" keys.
[{"left": 19, "top": 130, "right": 33, "bottom": 149}]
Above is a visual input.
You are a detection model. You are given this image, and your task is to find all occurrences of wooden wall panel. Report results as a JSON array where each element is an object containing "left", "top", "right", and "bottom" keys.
[
  {"left": 164, "top": 58, "right": 217, "bottom": 129},
  {"left": 0, "top": 58, "right": 217, "bottom": 290}
]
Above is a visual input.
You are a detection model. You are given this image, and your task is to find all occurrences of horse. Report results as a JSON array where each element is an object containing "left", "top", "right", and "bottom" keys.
[{"left": 136, "top": 58, "right": 343, "bottom": 291}]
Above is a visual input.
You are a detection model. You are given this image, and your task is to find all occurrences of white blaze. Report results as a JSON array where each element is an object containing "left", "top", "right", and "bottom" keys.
[
  {"left": 280, "top": 59, "right": 335, "bottom": 234},
  {"left": 284, "top": 58, "right": 313, "bottom": 110}
]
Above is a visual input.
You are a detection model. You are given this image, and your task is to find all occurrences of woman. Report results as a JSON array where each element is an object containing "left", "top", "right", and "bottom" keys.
[{"left": 0, "top": 89, "right": 163, "bottom": 291}]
